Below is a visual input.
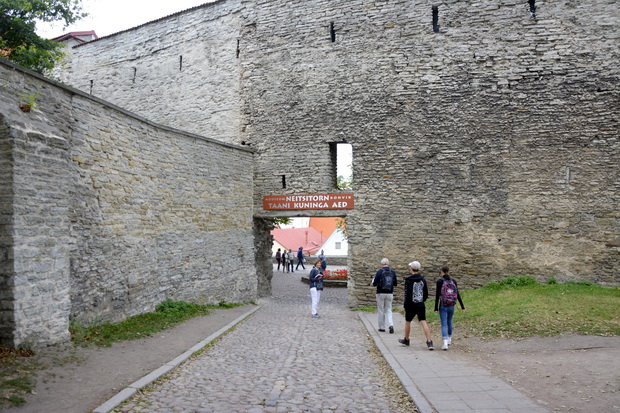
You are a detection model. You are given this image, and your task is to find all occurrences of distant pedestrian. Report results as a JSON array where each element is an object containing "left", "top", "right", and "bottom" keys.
[
  {"left": 296, "top": 246, "right": 306, "bottom": 270},
  {"left": 372, "top": 258, "right": 397, "bottom": 333},
  {"left": 318, "top": 249, "right": 327, "bottom": 271},
  {"left": 287, "top": 249, "right": 295, "bottom": 273},
  {"left": 275, "top": 248, "right": 282, "bottom": 271},
  {"left": 398, "top": 261, "right": 434, "bottom": 350},
  {"left": 309, "top": 259, "right": 324, "bottom": 318},
  {"left": 434, "top": 265, "right": 465, "bottom": 350},
  {"left": 282, "top": 250, "right": 289, "bottom": 272}
]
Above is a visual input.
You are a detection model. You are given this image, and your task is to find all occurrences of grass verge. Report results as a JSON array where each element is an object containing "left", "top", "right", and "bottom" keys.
[{"left": 424, "top": 276, "right": 620, "bottom": 339}]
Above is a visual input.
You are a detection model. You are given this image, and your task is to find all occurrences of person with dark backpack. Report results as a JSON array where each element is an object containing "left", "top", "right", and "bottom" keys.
[
  {"left": 434, "top": 265, "right": 466, "bottom": 350},
  {"left": 371, "top": 258, "right": 397, "bottom": 333}
]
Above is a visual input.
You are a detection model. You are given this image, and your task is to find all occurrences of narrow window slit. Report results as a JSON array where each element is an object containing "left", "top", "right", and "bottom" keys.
[
  {"left": 432, "top": 6, "right": 440, "bottom": 33},
  {"left": 179, "top": 55, "right": 183, "bottom": 71},
  {"left": 528, "top": 0, "right": 536, "bottom": 18},
  {"left": 281, "top": 175, "right": 286, "bottom": 189},
  {"left": 132, "top": 67, "right": 137, "bottom": 83},
  {"left": 236, "top": 40, "right": 240, "bottom": 58},
  {"left": 89, "top": 80, "right": 94, "bottom": 94},
  {"left": 330, "top": 22, "right": 336, "bottom": 42}
]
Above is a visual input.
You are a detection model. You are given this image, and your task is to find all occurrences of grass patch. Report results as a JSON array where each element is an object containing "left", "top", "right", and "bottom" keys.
[
  {"left": 0, "top": 348, "right": 38, "bottom": 408},
  {"left": 446, "top": 277, "right": 620, "bottom": 339},
  {"left": 0, "top": 300, "right": 245, "bottom": 408},
  {"left": 71, "top": 300, "right": 243, "bottom": 347}
]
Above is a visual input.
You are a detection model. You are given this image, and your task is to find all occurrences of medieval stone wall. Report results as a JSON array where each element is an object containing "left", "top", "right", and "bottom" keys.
[
  {"left": 0, "top": 60, "right": 255, "bottom": 347},
  {"left": 239, "top": 0, "right": 619, "bottom": 306},
  {"left": 58, "top": 0, "right": 618, "bottom": 309},
  {"left": 66, "top": 0, "right": 243, "bottom": 144}
]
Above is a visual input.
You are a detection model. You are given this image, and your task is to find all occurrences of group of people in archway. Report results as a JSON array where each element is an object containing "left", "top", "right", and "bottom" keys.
[
  {"left": 275, "top": 247, "right": 327, "bottom": 274},
  {"left": 371, "top": 258, "right": 465, "bottom": 351}
]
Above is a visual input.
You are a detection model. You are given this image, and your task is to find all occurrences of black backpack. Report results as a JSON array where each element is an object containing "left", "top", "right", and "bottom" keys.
[{"left": 379, "top": 268, "right": 394, "bottom": 291}]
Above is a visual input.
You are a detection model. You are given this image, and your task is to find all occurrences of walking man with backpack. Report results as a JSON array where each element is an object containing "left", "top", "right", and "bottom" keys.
[
  {"left": 434, "top": 265, "right": 465, "bottom": 350},
  {"left": 399, "top": 261, "right": 434, "bottom": 350},
  {"left": 372, "top": 258, "right": 397, "bottom": 333}
]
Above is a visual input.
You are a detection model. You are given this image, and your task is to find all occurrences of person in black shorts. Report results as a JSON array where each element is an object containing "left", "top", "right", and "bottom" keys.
[{"left": 398, "top": 261, "right": 434, "bottom": 350}]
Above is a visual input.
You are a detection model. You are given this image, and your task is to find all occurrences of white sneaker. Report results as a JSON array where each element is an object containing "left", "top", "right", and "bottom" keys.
[
  {"left": 447, "top": 336, "right": 452, "bottom": 345},
  {"left": 442, "top": 339, "right": 448, "bottom": 350}
]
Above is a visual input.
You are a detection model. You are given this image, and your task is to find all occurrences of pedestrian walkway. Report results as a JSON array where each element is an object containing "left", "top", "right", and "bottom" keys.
[
  {"left": 94, "top": 266, "right": 548, "bottom": 412},
  {"left": 360, "top": 311, "right": 548, "bottom": 413}
]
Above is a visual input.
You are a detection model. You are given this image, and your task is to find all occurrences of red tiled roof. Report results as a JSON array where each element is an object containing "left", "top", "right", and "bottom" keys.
[
  {"left": 308, "top": 217, "right": 339, "bottom": 239},
  {"left": 51, "top": 31, "right": 98, "bottom": 42},
  {"left": 271, "top": 227, "right": 326, "bottom": 255}
]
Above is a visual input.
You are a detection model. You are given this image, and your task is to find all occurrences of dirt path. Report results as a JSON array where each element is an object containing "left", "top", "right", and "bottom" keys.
[{"left": 450, "top": 334, "right": 620, "bottom": 412}]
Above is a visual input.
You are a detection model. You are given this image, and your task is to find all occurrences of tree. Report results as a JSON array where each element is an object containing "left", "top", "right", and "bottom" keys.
[{"left": 0, "top": 0, "right": 85, "bottom": 74}]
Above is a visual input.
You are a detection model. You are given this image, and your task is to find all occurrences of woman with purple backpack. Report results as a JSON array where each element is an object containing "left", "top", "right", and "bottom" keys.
[{"left": 434, "top": 265, "right": 466, "bottom": 350}]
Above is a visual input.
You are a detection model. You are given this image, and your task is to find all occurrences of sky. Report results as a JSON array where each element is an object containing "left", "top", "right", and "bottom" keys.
[
  {"left": 36, "top": 0, "right": 353, "bottom": 180},
  {"left": 36, "top": 0, "right": 216, "bottom": 39}
]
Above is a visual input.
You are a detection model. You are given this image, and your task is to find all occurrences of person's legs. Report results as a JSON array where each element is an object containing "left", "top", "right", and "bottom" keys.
[
  {"left": 446, "top": 305, "right": 454, "bottom": 337},
  {"left": 420, "top": 321, "right": 432, "bottom": 341},
  {"left": 310, "top": 287, "right": 318, "bottom": 316},
  {"left": 376, "top": 294, "right": 386, "bottom": 330},
  {"left": 386, "top": 293, "right": 394, "bottom": 331},
  {"left": 316, "top": 289, "right": 321, "bottom": 313},
  {"left": 439, "top": 305, "right": 449, "bottom": 338},
  {"left": 446, "top": 304, "right": 455, "bottom": 343},
  {"left": 399, "top": 306, "right": 412, "bottom": 345},
  {"left": 418, "top": 305, "right": 433, "bottom": 349}
]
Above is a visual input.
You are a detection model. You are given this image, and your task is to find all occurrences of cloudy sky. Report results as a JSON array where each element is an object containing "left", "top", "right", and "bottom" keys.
[{"left": 37, "top": 0, "right": 216, "bottom": 39}]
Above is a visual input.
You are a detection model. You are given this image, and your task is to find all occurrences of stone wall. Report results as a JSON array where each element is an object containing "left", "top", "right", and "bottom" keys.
[
  {"left": 0, "top": 60, "right": 255, "bottom": 348},
  {"left": 66, "top": 0, "right": 243, "bottom": 144},
  {"left": 58, "top": 0, "right": 619, "bottom": 309},
  {"left": 240, "top": 0, "right": 620, "bottom": 306}
]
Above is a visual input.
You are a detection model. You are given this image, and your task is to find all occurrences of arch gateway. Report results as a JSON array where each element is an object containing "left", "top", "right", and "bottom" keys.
[{"left": 1, "top": 0, "right": 618, "bottom": 347}]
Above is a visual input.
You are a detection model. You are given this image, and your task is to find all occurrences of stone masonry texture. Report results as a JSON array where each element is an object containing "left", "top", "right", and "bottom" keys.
[
  {"left": 1, "top": 0, "right": 619, "bottom": 346},
  {"left": 0, "top": 60, "right": 255, "bottom": 348},
  {"left": 61, "top": 0, "right": 619, "bottom": 308}
]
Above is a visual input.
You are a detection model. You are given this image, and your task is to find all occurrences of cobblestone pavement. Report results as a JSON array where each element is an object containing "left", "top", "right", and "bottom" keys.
[{"left": 113, "top": 266, "right": 405, "bottom": 412}]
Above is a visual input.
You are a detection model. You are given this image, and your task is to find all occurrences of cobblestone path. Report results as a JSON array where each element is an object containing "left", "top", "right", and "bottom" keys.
[{"left": 113, "top": 266, "right": 404, "bottom": 412}]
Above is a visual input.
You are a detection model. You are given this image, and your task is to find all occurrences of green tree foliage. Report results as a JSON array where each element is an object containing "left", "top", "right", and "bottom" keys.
[{"left": 0, "top": 0, "right": 85, "bottom": 74}]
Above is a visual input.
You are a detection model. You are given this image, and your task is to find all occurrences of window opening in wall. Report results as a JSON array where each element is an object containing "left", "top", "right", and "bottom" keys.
[
  {"left": 132, "top": 67, "right": 137, "bottom": 83},
  {"left": 179, "top": 55, "right": 183, "bottom": 71},
  {"left": 334, "top": 142, "right": 352, "bottom": 190},
  {"left": 528, "top": 0, "right": 536, "bottom": 18},
  {"left": 330, "top": 22, "right": 336, "bottom": 42},
  {"left": 89, "top": 80, "right": 93, "bottom": 94},
  {"left": 236, "top": 39, "right": 240, "bottom": 58},
  {"left": 281, "top": 175, "right": 287, "bottom": 189},
  {"left": 432, "top": 6, "right": 440, "bottom": 33}
]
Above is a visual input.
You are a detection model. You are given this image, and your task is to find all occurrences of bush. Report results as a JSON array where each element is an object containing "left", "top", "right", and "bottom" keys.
[
  {"left": 481, "top": 276, "right": 538, "bottom": 290},
  {"left": 156, "top": 299, "right": 196, "bottom": 314}
]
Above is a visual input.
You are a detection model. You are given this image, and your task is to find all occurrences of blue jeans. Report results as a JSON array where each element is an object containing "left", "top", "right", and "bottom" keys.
[{"left": 439, "top": 304, "right": 455, "bottom": 338}]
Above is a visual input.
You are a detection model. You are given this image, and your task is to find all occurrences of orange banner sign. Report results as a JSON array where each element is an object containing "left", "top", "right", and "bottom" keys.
[{"left": 263, "top": 193, "right": 354, "bottom": 210}]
